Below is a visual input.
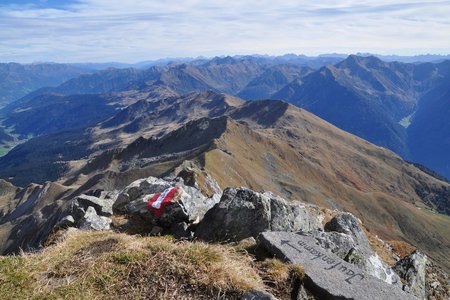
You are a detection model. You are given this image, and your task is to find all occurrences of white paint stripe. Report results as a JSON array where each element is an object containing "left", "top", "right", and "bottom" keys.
[{"left": 151, "top": 188, "right": 172, "bottom": 209}]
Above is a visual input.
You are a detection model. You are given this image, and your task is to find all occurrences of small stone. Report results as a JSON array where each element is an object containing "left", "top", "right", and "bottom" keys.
[
  {"left": 75, "top": 194, "right": 114, "bottom": 217},
  {"left": 55, "top": 215, "right": 75, "bottom": 228},
  {"left": 171, "top": 222, "right": 193, "bottom": 239},
  {"left": 430, "top": 281, "right": 439, "bottom": 289},
  {"left": 149, "top": 226, "right": 164, "bottom": 236},
  {"left": 79, "top": 206, "right": 112, "bottom": 231},
  {"left": 242, "top": 290, "right": 278, "bottom": 300}
]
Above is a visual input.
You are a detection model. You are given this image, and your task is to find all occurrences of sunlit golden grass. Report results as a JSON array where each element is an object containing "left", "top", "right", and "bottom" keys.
[{"left": 0, "top": 229, "right": 265, "bottom": 299}]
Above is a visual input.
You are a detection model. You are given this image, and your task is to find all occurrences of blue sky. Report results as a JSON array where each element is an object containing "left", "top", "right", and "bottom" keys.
[{"left": 1, "top": 0, "right": 450, "bottom": 63}]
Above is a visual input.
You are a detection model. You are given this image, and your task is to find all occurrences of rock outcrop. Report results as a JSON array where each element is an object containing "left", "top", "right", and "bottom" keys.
[
  {"left": 75, "top": 194, "right": 114, "bottom": 217},
  {"left": 315, "top": 212, "right": 401, "bottom": 285},
  {"left": 394, "top": 251, "right": 428, "bottom": 299},
  {"left": 78, "top": 206, "right": 112, "bottom": 231},
  {"left": 65, "top": 192, "right": 115, "bottom": 231},
  {"left": 113, "top": 176, "right": 220, "bottom": 231},
  {"left": 259, "top": 231, "right": 416, "bottom": 300},
  {"left": 195, "top": 188, "right": 324, "bottom": 242}
]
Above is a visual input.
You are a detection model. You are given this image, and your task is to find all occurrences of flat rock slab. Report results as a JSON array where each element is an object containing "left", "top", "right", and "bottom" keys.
[{"left": 260, "top": 231, "right": 416, "bottom": 300}]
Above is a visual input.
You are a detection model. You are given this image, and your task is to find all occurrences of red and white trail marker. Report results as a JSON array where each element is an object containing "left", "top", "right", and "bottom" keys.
[{"left": 146, "top": 186, "right": 179, "bottom": 217}]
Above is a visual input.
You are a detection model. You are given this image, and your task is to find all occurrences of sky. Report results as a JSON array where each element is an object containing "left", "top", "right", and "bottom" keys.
[{"left": 1, "top": 0, "right": 450, "bottom": 63}]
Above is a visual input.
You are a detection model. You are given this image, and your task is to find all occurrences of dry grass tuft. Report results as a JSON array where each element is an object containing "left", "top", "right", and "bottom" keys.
[
  {"left": 320, "top": 207, "right": 337, "bottom": 226},
  {"left": 257, "top": 258, "right": 306, "bottom": 299},
  {"left": 290, "top": 264, "right": 305, "bottom": 280},
  {"left": 0, "top": 229, "right": 265, "bottom": 299},
  {"left": 261, "top": 258, "right": 290, "bottom": 282},
  {"left": 362, "top": 228, "right": 398, "bottom": 265},
  {"left": 388, "top": 240, "right": 416, "bottom": 259}
]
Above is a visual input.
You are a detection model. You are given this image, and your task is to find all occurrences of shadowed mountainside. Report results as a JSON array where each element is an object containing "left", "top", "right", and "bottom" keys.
[
  {"left": 408, "top": 61, "right": 450, "bottom": 180},
  {"left": 237, "top": 64, "right": 312, "bottom": 100},
  {"left": 272, "top": 55, "right": 450, "bottom": 164}
]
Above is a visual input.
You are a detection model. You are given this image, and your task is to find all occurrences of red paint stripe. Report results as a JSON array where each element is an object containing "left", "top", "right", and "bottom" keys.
[{"left": 146, "top": 187, "right": 179, "bottom": 217}]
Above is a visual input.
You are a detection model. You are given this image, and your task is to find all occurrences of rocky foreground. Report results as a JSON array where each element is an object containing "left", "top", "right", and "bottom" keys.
[{"left": 1, "top": 175, "right": 449, "bottom": 299}]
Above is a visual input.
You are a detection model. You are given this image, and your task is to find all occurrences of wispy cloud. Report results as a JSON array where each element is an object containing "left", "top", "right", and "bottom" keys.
[{"left": 0, "top": 0, "right": 449, "bottom": 62}]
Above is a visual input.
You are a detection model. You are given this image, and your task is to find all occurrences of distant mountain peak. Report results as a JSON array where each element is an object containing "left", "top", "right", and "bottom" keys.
[
  {"left": 338, "top": 54, "right": 385, "bottom": 70},
  {"left": 206, "top": 56, "right": 236, "bottom": 65}
]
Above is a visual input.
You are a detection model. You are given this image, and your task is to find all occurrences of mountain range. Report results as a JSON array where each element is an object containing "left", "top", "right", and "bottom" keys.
[
  {"left": 0, "top": 63, "right": 88, "bottom": 107},
  {"left": 1, "top": 55, "right": 449, "bottom": 179},
  {"left": 0, "top": 54, "right": 449, "bottom": 272}
]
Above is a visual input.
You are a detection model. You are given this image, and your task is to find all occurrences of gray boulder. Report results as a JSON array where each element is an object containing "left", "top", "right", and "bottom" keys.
[
  {"left": 78, "top": 206, "right": 112, "bottom": 231},
  {"left": 259, "top": 231, "right": 416, "bottom": 300},
  {"left": 313, "top": 230, "right": 356, "bottom": 259},
  {"left": 54, "top": 215, "right": 76, "bottom": 229},
  {"left": 113, "top": 177, "right": 172, "bottom": 211},
  {"left": 393, "top": 251, "right": 427, "bottom": 299},
  {"left": 74, "top": 194, "right": 114, "bottom": 217},
  {"left": 113, "top": 176, "right": 219, "bottom": 229},
  {"left": 318, "top": 213, "right": 401, "bottom": 285},
  {"left": 195, "top": 188, "right": 323, "bottom": 242},
  {"left": 324, "top": 212, "right": 370, "bottom": 251},
  {"left": 242, "top": 290, "right": 278, "bottom": 300}
]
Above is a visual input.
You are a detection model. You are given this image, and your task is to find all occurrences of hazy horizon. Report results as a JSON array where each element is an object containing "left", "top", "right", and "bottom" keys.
[
  {"left": 2, "top": 52, "right": 450, "bottom": 65},
  {"left": 1, "top": 0, "right": 450, "bottom": 63}
]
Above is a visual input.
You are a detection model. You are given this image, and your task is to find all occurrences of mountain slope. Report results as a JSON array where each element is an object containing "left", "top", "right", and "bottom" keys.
[
  {"left": 408, "top": 61, "right": 450, "bottom": 179},
  {"left": 12, "top": 67, "right": 154, "bottom": 105},
  {"left": 237, "top": 64, "right": 312, "bottom": 100},
  {"left": 0, "top": 63, "right": 87, "bottom": 107},
  {"left": 272, "top": 55, "right": 420, "bottom": 156},
  {"left": 1, "top": 94, "right": 124, "bottom": 137},
  {"left": 0, "top": 91, "right": 243, "bottom": 186}
]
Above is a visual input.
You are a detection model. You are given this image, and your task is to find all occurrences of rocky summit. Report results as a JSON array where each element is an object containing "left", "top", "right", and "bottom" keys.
[{"left": 2, "top": 172, "right": 448, "bottom": 299}]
